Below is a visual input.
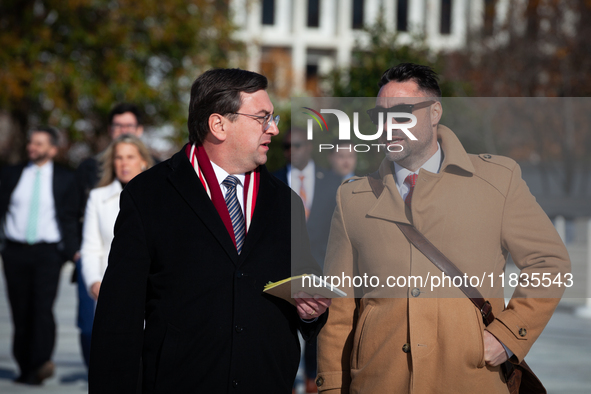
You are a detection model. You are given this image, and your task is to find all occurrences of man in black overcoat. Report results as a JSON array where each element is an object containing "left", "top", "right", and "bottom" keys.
[{"left": 89, "top": 68, "right": 330, "bottom": 394}]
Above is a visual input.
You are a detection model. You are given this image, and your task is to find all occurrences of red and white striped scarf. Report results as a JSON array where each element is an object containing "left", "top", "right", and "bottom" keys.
[{"left": 185, "top": 143, "right": 259, "bottom": 247}]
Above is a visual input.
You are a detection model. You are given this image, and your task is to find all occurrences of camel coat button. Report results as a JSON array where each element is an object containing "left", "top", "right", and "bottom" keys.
[{"left": 402, "top": 343, "right": 411, "bottom": 353}]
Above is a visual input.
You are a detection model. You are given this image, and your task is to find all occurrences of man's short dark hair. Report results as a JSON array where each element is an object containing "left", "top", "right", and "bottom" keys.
[
  {"left": 378, "top": 63, "right": 442, "bottom": 98},
  {"left": 187, "top": 68, "right": 268, "bottom": 144},
  {"left": 108, "top": 103, "right": 142, "bottom": 125},
  {"left": 30, "top": 125, "right": 59, "bottom": 146}
]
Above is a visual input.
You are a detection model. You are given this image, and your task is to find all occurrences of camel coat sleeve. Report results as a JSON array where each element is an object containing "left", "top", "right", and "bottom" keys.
[{"left": 485, "top": 161, "right": 571, "bottom": 363}]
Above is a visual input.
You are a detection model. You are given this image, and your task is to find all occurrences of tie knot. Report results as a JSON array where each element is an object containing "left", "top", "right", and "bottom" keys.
[
  {"left": 404, "top": 173, "right": 418, "bottom": 188},
  {"left": 222, "top": 175, "right": 240, "bottom": 190}
]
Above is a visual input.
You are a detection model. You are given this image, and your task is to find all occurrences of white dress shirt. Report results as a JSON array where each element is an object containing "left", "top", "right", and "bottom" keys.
[
  {"left": 343, "top": 172, "right": 356, "bottom": 181},
  {"left": 289, "top": 160, "right": 315, "bottom": 211},
  {"left": 393, "top": 143, "right": 442, "bottom": 199},
  {"left": 80, "top": 180, "right": 122, "bottom": 295},
  {"left": 4, "top": 161, "right": 60, "bottom": 244},
  {"left": 210, "top": 161, "right": 246, "bottom": 214}
]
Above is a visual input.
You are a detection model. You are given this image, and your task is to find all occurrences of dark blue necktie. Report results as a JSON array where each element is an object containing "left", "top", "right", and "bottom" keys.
[{"left": 222, "top": 175, "right": 245, "bottom": 254}]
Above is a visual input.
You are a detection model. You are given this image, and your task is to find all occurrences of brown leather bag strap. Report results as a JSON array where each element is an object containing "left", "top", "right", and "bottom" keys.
[
  {"left": 366, "top": 171, "right": 494, "bottom": 325},
  {"left": 395, "top": 223, "right": 495, "bottom": 325}
]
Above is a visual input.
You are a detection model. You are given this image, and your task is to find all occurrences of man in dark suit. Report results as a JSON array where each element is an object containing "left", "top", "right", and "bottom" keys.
[
  {"left": 273, "top": 128, "right": 341, "bottom": 393},
  {"left": 274, "top": 129, "right": 342, "bottom": 269},
  {"left": 89, "top": 68, "right": 330, "bottom": 394},
  {"left": 0, "top": 126, "right": 77, "bottom": 385}
]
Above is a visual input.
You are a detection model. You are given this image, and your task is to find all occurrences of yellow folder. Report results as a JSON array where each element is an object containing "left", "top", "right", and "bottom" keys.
[{"left": 263, "top": 274, "right": 347, "bottom": 306}]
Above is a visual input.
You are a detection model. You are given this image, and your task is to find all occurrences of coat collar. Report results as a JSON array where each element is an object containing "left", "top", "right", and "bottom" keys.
[
  {"left": 166, "top": 145, "right": 276, "bottom": 266},
  {"left": 364, "top": 157, "right": 411, "bottom": 224},
  {"left": 100, "top": 180, "right": 123, "bottom": 202},
  {"left": 167, "top": 146, "right": 239, "bottom": 264},
  {"left": 236, "top": 165, "right": 277, "bottom": 262},
  {"left": 362, "top": 124, "right": 473, "bottom": 225},
  {"left": 437, "top": 125, "right": 475, "bottom": 175}
]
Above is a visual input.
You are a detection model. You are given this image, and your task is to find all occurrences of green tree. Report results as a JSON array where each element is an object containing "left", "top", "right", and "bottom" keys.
[{"left": 0, "top": 0, "right": 243, "bottom": 165}]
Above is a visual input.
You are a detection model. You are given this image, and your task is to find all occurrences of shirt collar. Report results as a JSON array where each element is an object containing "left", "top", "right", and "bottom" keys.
[
  {"left": 291, "top": 160, "right": 315, "bottom": 178},
  {"left": 393, "top": 142, "right": 442, "bottom": 186},
  {"left": 210, "top": 160, "right": 245, "bottom": 188},
  {"left": 27, "top": 160, "right": 53, "bottom": 174}
]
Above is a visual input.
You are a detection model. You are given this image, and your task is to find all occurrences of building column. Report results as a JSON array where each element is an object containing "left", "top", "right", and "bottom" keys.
[
  {"left": 292, "top": 0, "right": 307, "bottom": 93},
  {"left": 336, "top": 0, "right": 352, "bottom": 71}
]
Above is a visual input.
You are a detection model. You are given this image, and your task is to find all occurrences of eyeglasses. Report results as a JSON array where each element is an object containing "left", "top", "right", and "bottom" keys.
[
  {"left": 366, "top": 100, "right": 436, "bottom": 125},
  {"left": 111, "top": 123, "right": 139, "bottom": 130},
  {"left": 233, "top": 112, "right": 280, "bottom": 131}
]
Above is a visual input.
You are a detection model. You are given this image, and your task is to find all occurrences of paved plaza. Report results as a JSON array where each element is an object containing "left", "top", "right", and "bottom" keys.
[
  {"left": 0, "top": 264, "right": 87, "bottom": 393},
  {"left": 0, "top": 261, "right": 590, "bottom": 394}
]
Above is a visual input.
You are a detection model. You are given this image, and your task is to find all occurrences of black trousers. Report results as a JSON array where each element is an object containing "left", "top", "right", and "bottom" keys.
[{"left": 1, "top": 241, "right": 63, "bottom": 377}]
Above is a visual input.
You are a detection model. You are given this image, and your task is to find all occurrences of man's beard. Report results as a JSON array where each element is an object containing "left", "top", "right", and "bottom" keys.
[
  {"left": 383, "top": 130, "right": 434, "bottom": 168},
  {"left": 30, "top": 151, "right": 50, "bottom": 164}
]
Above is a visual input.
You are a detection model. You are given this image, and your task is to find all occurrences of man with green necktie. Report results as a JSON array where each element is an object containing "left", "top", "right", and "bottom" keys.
[{"left": 0, "top": 126, "right": 78, "bottom": 385}]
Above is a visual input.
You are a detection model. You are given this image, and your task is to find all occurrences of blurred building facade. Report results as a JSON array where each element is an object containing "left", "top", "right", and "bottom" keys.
[{"left": 231, "top": 0, "right": 500, "bottom": 96}]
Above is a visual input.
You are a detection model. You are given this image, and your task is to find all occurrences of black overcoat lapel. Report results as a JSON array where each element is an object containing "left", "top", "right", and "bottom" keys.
[
  {"left": 238, "top": 165, "right": 278, "bottom": 264},
  {"left": 0, "top": 164, "right": 26, "bottom": 220},
  {"left": 166, "top": 149, "right": 239, "bottom": 265}
]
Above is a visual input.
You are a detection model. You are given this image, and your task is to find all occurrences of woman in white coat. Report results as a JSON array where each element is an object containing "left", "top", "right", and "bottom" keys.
[{"left": 80, "top": 134, "right": 153, "bottom": 301}]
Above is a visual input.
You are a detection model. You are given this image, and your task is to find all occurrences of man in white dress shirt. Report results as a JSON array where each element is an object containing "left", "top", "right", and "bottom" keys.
[{"left": 0, "top": 126, "right": 77, "bottom": 385}]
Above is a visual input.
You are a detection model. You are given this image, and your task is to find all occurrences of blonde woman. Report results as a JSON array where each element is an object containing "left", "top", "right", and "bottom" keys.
[{"left": 80, "top": 134, "right": 153, "bottom": 300}]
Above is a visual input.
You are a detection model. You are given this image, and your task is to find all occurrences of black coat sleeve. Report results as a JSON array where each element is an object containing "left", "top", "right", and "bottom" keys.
[
  {"left": 73, "top": 157, "right": 99, "bottom": 247},
  {"left": 56, "top": 167, "right": 80, "bottom": 260},
  {"left": 89, "top": 188, "right": 150, "bottom": 394},
  {"left": 290, "top": 190, "right": 328, "bottom": 341},
  {"left": 0, "top": 166, "right": 14, "bottom": 249}
]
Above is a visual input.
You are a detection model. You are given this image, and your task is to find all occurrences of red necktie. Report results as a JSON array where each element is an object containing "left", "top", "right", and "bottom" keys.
[{"left": 404, "top": 174, "right": 418, "bottom": 208}]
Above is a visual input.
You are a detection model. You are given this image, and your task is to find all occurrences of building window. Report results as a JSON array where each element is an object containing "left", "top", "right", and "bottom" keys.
[
  {"left": 260, "top": 47, "right": 292, "bottom": 98},
  {"left": 440, "top": 0, "right": 452, "bottom": 35},
  {"left": 306, "top": 64, "right": 320, "bottom": 94},
  {"left": 262, "top": 0, "right": 275, "bottom": 25},
  {"left": 483, "top": 0, "right": 496, "bottom": 36},
  {"left": 307, "top": 0, "right": 320, "bottom": 28},
  {"left": 352, "top": 0, "right": 364, "bottom": 29},
  {"left": 397, "top": 0, "right": 408, "bottom": 32}
]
